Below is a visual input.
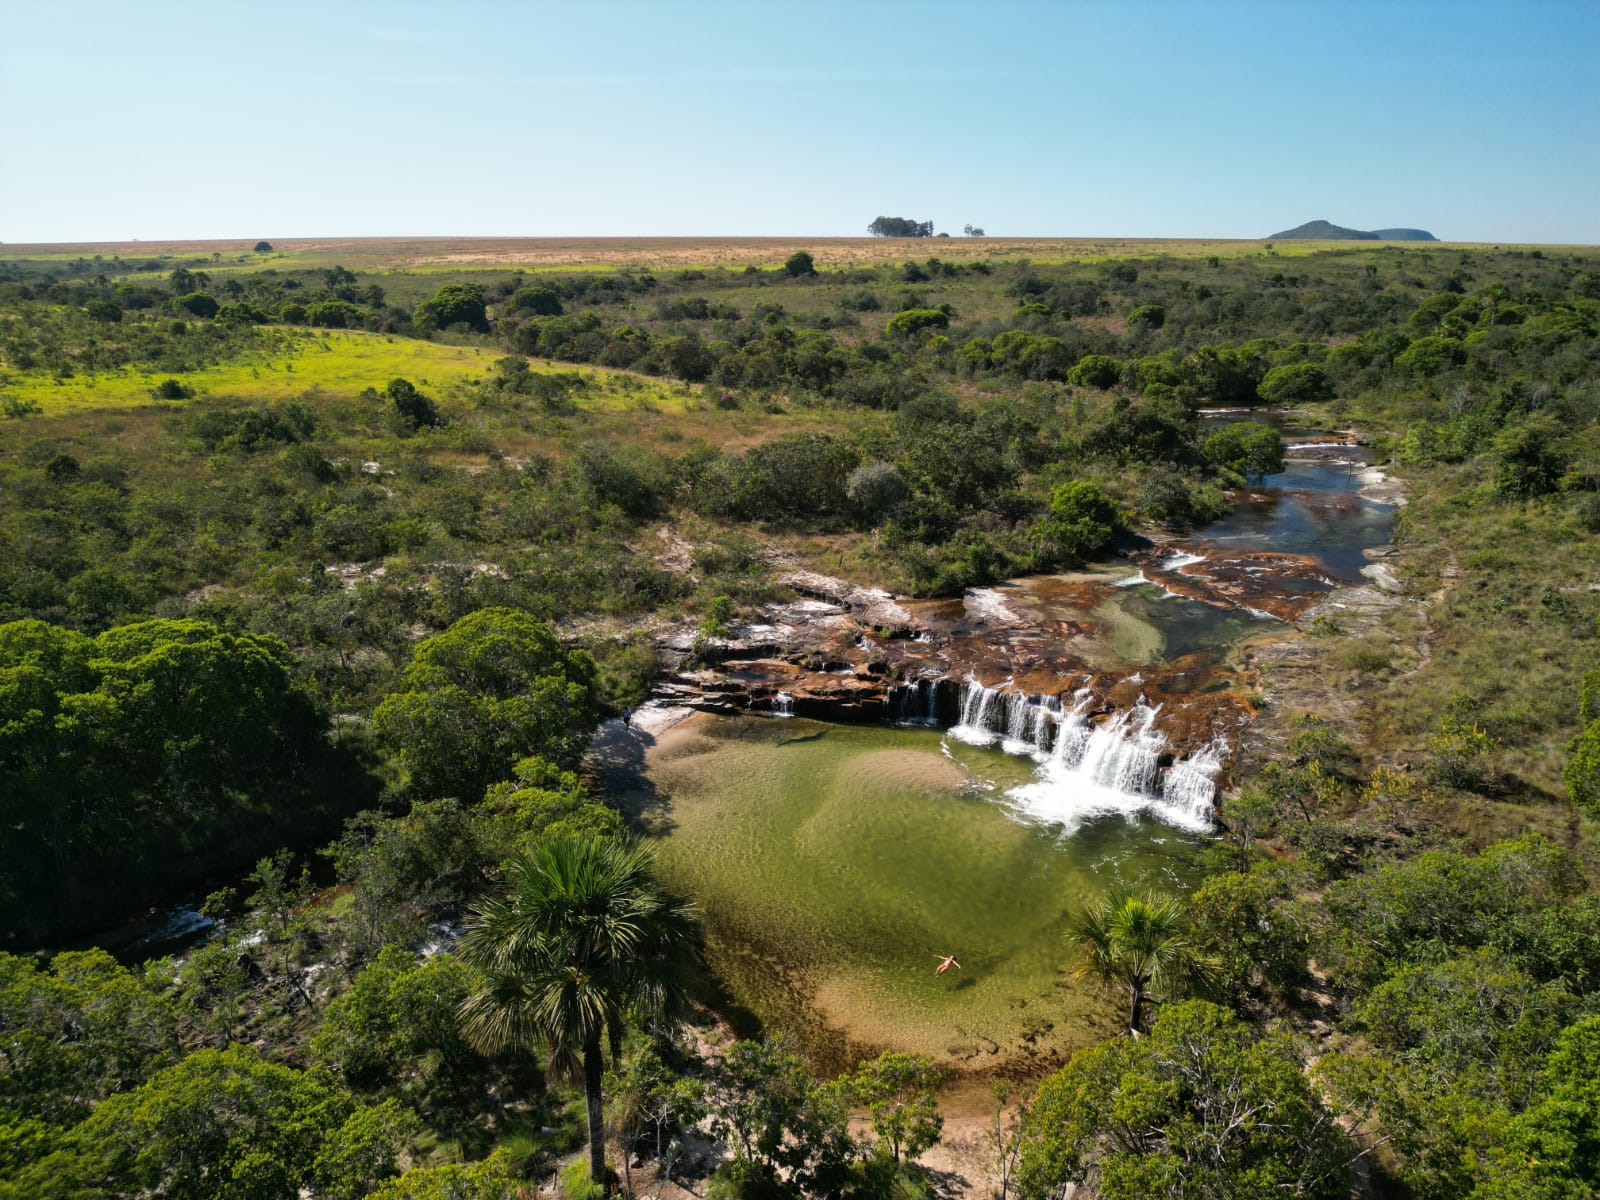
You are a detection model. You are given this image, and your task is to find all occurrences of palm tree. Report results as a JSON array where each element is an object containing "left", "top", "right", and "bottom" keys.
[
  {"left": 1067, "top": 887, "right": 1212, "bottom": 1036},
  {"left": 457, "top": 837, "right": 699, "bottom": 1190}
]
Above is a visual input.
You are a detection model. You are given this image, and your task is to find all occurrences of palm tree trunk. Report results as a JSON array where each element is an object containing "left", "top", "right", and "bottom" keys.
[
  {"left": 1128, "top": 982, "right": 1144, "bottom": 1036},
  {"left": 584, "top": 1033, "right": 609, "bottom": 1192},
  {"left": 608, "top": 1016, "right": 625, "bottom": 1068}
]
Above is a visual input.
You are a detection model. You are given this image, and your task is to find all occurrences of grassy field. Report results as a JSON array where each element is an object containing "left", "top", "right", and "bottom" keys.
[
  {"left": 2, "top": 234, "right": 1548, "bottom": 275},
  {"left": 1, "top": 328, "right": 706, "bottom": 417},
  {"left": 5, "top": 330, "right": 495, "bottom": 413}
]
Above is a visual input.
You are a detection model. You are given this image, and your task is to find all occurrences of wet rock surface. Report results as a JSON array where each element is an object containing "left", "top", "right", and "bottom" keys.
[
  {"left": 646, "top": 418, "right": 1399, "bottom": 784},
  {"left": 648, "top": 544, "right": 1344, "bottom": 769}
]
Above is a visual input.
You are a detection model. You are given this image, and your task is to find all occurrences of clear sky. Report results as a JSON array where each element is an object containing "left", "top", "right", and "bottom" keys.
[{"left": 2, "top": 0, "right": 1596, "bottom": 244}]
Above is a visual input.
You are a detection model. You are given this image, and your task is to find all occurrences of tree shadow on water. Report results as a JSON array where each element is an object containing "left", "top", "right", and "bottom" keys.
[{"left": 583, "top": 718, "right": 677, "bottom": 836}]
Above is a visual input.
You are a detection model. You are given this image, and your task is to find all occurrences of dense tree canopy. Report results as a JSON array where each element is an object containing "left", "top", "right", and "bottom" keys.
[
  {"left": 415, "top": 282, "right": 488, "bottom": 332},
  {"left": 0, "top": 949, "right": 179, "bottom": 1126},
  {"left": 22, "top": 1045, "right": 418, "bottom": 1200},
  {"left": 372, "top": 607, "right": 598, "bottom": 800},
  {"left": 1018, "top": 1001, "right": 1350, "bottom": 1200},
  {"left": 0, "top": 618, "right": 363, "bottom": 941}
]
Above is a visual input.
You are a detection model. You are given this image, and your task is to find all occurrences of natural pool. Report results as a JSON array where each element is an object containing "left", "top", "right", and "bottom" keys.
[{"left": 609, "top": 713, "right": 1207, "bottom": 1075}]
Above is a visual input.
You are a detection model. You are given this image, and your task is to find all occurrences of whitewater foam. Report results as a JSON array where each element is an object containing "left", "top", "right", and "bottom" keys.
[{"left": 942, "top": 679, "right": 1218, "bottom": 835}]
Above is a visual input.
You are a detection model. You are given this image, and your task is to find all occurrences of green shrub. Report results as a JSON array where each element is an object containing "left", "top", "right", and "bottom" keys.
[
  {"left": 699, "top": 595, "right": 734, "bottom": 639},
  {"left": 1126, "top": 303, "right": 1165, "bottom": 330},
  {"left": 307, "top": 300, "right": 364, "bottom": 328},
  {"left": 385, "top": 378, "right": 445, "bottom": 431},
  {"left": 1428, "top": 712, "right": 1498, "bottom": 792},
  {"left": 1204, "top": 421, "right": 1284, "bottom": 477},
  {"left": 705, "top": 1159, "right": 794, "bottom": 1200},
  {"left": 175, "top": 291, "right": 219, "bottom": 318},
  {"left": 1395, "top": 335, "right": 1464, "bottom": 375},
  {"left": 415, "top": 283, "right": 488, "bottom": 332},
  {"left": 511, "top": 285, "right": 563, "bottom": 315},
  {"left": 990, "top": 331, "right": 1072, "bottom": 379},
  {"left": 560, "top": 1159, "right": 606, "bottom": 1200},
  {"left": 1067, "top": 353, "right": 1122, "bottom": 388},
  {"left": 846, "top": 461, "right": 910, "bottom": 523},
  {"left": 151, "top": 378, "right": 194, "bottom": 400},
  {"left": 885, "top": 308, "right": 949, "bottom": 338},
  {"left": 1134, "top": 471, "right": 1224, "bottom": 527},
  {"left": 1190, "top": 866, "right": 1308, "bottom": 1008},
  {"left": 1258, "top": 361, "right": 1332, "bottom": 403},
  {"left": 1037, "top": 480, "right": 1120, "bottom": 562},
  {"left": 1491, "top": 419, "right": 1565, "bottom": 499},
  {"left": 1567, "top": 723, "right": 1600, "bottom": 816},
  {"left": 217, "top": 301, "right": 268, "bottom": 324},
  {"left": 1581, "top": 668, "right": 1600, "bottom": 727},
  {"left": 1017, "top": 1002, "right": 1349, "bottom": 1200}
]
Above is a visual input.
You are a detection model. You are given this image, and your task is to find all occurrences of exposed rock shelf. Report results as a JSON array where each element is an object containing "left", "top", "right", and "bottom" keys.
[{"left": 646, "top": 540, "right": 1350, "bottom": 782}]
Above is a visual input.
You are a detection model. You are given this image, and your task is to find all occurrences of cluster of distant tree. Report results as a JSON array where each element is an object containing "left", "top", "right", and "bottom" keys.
[
  {"left": 865, "top": 217, "right": 985, "bottom": 237},
  {"left": 866, "top": 216, "right": 935, "bottom": 238}
]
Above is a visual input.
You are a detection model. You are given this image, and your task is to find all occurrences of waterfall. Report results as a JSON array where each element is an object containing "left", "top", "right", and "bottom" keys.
[
  {"left": 1161, "top": 740, "right": 1226, "bottom": 827},
  {"left": 1030, "top": 696, "right": 1058, "bottom": 751},
  {"left": 940, "top": 678, "right": 1217, "bottom": 834},
  {"left": 771, "top": 692, "right": 794, "bottom": 718},
  {"left": 892, "top": 678, "right": 940, "bottom": 725},
  {"left": 952, "top": 678, "right": 1007, "bottom": 741}
]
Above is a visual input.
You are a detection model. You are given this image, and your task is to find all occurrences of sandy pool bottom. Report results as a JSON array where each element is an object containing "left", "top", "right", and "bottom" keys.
[{"left": 603, "top": 713, "right": 1205, "bottom": 1078}]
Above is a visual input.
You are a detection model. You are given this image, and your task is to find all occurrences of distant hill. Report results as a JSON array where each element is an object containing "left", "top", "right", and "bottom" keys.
[{"left": 1268, "top": 219, "right": 1437, "bottom": 242}]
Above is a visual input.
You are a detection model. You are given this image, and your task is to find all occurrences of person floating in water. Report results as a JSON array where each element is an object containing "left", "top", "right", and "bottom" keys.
[{"left": 935, "top": 954, "right": 961, "bottom": 975}]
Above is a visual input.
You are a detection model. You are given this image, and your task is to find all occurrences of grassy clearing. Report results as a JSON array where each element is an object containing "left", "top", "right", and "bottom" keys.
[
  {"left": 8, "top": 330, "right": 493, "bottom": 412},
  {"left": 1371, "top": 473, "right": 1600, "bottom": 799},
  {"left": 2, "top": 328, "right": 693, "bottom": 416}
]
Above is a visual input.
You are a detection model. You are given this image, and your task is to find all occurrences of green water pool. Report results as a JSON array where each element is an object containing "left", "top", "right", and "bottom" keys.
[{"left": 611, "top": 714, "right": 1207, "bottom": 1074}]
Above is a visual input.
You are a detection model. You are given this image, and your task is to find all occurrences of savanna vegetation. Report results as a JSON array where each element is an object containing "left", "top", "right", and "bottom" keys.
[{"left": 2, "top": 236, "right": 1600, "bottom": 1197}]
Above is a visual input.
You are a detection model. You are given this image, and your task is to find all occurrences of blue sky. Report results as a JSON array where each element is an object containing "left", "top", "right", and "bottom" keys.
[{"left": 2, "top": 0, "right": 1596, "bottom": 243}]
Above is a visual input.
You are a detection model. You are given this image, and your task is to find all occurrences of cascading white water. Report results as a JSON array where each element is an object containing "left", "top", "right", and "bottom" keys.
[
  {"left": 1162, "top": 740, "right": 1226, "bottom": 825},
  {"left": 944, "top": 678, "right": 1217, "bottom": 835},
  {"left": 1003, "top": 691, "right": 1040, "bottom": 755},
  {"left": 771, "top": 691, "right": 794, "bottom": 717},
  {"left": 1030, "top": 696, "right": 1057, "bottom": 750},
  {"left": 954, "top": 678, "right": 1004, "bottom": 737}
]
